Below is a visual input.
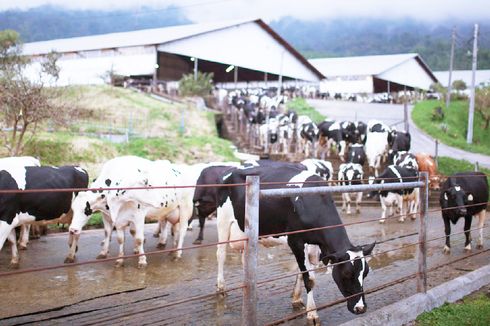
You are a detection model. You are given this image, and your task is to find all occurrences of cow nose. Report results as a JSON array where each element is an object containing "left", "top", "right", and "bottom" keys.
[{"left": 354, "top": 306, "right": 366, "bottom": 314}]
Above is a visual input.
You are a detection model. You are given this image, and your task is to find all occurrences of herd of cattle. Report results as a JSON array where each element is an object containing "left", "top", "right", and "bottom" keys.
[{"left": 0, "top": 147, "right": 488, "bottom": 322}]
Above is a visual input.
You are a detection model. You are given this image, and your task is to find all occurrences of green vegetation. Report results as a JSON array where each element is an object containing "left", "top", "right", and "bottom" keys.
[
  {"left": 437, "top": 157, "right": 490, "bottom": 176},
  {"left": 412, "top": 100, "right": 490, "bottom": 156},
  {"left": 415, "top": 292, "right": 490, "bottom": 325},
  {"left": 287, "top": 97, "right": 325, "bottom": 123},
  {"left": 179, "top": 72, "right": 214, "bottom": 97}
]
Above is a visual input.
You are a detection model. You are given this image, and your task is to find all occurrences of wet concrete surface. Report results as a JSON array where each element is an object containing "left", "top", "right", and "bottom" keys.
[{"left": 0, "top": 206, "right": 488, "bottom": 325}]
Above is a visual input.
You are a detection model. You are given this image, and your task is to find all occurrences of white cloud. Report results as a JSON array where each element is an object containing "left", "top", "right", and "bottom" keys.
[{"left": 0, "top": 0, "right": 488, "bottom": 22}]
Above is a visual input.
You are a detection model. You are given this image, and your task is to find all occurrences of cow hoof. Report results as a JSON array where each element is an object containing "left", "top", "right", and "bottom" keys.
[
  {"left": 133, "top": 248, "right": 139, "bottom": 254},
  {"left": 19, "top": 245, "right": 27, "bottom": 250},
  {"left": 156, "top": 243, "right": 166, "bottom": 249},
  {"left": 464, "top": 245, "right": 472, "bottom": 252},
  {"left": 307, "top": 315, "right": 321, "bottom": 326},
  {"left": 64, "top": 256, "right": 75, "bottom": 264},
  {"left": 96, "top": 253, "right": 107, "bottom": 259},
  {"left": 379, "top": 219, "right": 385, "bottom": 224},
  {"left": 9, "top": 262, "right": 20, "bottom": 269},
  {"left": 356, "top": 209, "right": 361, "bottom": 214},
  {"left": 115, "top": 260, "right": 124, "bottom": 268},
  {"left": 187, "top": 226, "right": 193, "bottom": 231},
  {"left": 291, "top": 299, "right": 305, "bottom": 309},
  {"left": 193, "top": 239, "right": 203, "bottom": 245},
  {"left": 398, "top": 217, "right": 405, "bottom": 223},
  {"left": 172, "top": 255, "right": 182, "bottom": 262},
  {"left": 443, "top": 246, "right": 451, "bottom": 255},
  {"left": 477, "top": 244, "right": 483, "bottom": 250},
  {"left": 216, "top": 289, "right": 227, "bottom": 298},
  {"left": 138, "top": 262, "right": 148, "bottom": 269}
]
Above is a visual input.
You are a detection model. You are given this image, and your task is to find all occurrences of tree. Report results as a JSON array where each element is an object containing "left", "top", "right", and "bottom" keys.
[
  {"left": 178, "top": 72, "right": 214, "bottom": 97},
  {"left": 475, "top": 86, "right": 490, "bottom": 129},
  {"left": 0, "top": 29, "right": 77, "bottom": 156},
  {"left": 452, "top": 79, "right": 467, "bottom": 91}
]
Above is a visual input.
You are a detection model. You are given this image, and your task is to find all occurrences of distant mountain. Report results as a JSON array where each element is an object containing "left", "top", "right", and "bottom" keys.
[
  {"left": 1, "top": 7, "right": 489, "bottom": 72},
  {"left": 0, "top": 5, "right": 191, "bottom": 42},
  {"left": 269, "top": 16, "right": 490, "bottom": 71}
]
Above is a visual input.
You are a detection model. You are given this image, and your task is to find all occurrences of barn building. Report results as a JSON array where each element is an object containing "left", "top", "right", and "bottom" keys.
[
  {"left": 309, "top": 53, "right": 438, "bottom": 95},
  {"left": 22, "top": 19, "right": 323, "bottom": 89}
]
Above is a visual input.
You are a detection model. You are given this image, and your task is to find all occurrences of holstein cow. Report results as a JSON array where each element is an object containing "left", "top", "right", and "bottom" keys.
[
  {"left": 318, "top": 120, "right": 348, "bottom": 160},
  {"left": 297, "top": 115, "right": 319, "bottom": 157},
  {"left": 338, "top": 163, "right": 364, "bottom": 214},
  {"left": 369, "top": 165, "right": 419, "bottom": 223},
  {"left": 300, "top": 159, "right": 334, "bottom": 182},
  {"left": 66, "top": 156, "right": 155, "bottom": 263},
  {"left": 439, "top": 172, "right": 488, "bottom": 254},
  {"left": 353, "top": 121, "right": 368, "bottom": 144},
  {"left": 0, "top": 156, "right": 41, "bottom": 250},
  {"left": 393, "top": 151, "right": 419, "bottom": 171},
  {"left": 216, "top": 165, "right": 375, "bottom": 323},
  {"left": 365, "top": 130, "right": 389, "bottom": 177},
  {"left": 347, "top": 144, "right": 366, "bottom": 166},
  {"left": 387, "top": 130, "right": 411, "bottom": 164},
  {"left": 415, "top": 153, "right": 441, "bottom": 190},
  {"left": 0, "top": 166, "right": 88, "bottom": 267}
]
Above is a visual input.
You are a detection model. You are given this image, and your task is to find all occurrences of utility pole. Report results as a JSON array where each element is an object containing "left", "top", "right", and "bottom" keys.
[
  {"left": 467, "top": 24, "right": 478, "bottom": 144},
  {"left": 446, "top": 26, "right": 456, "bottom": 108}
]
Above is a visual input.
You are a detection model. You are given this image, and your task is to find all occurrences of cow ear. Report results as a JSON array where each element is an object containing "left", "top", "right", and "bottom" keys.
[
  {"left": 467, "top": 193, "right": 473, "bottom": 201},
  {"left": 362, "top": 242, "right": 376, "bottom": 256}
]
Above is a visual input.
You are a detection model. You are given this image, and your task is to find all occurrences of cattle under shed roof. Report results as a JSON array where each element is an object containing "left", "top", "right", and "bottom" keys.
[
  {"left": 309, "top": 53, "right": 438, "bottom": 91},
  {"left": 23, "top": 19, "right": 323, "bottom": 83}
]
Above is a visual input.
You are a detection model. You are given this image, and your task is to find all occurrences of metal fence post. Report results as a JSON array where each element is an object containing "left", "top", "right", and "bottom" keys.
[
  {"left": 243, "top": 175, "right": 259, "bottom": 325},
  {"left": 417, "top": 172, "right": 429, "bottom": 293},
  {"left": 434, "top": 140, "right": 439, "bottom": 168}
]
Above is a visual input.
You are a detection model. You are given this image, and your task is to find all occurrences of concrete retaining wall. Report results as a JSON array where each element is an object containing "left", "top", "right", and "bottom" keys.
[{"left": 341, "top": 264, "right": 490, "bottom": 326}]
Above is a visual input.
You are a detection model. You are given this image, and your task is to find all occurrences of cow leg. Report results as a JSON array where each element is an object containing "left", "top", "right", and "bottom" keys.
[
  {"left": 97, "top": 212, "right": 113, "bottom": 259},
  {"left": 341, "top": 193, "right": 347, "bottom": 213},
  {"left": 193, "top": 216, "right": 206, "bottom": 245},
  {"left": 65, "top": 231, "right": 80, "bottom": 263},
  {"left": 443, "top": 217, "right": 451, "bottom": 254},
  {"left": 153, "top": 220, "right": 161, "bottom": 238},
  {"left": 292, "top": 274, "right": 305, "bottom": 308},
  {"left": 18, "top": 224, "right": 30, "bottom": 250},
  {"left": 8, "top": 229, "right": 19, "bottom": 268},
  {"left": 476, "top": 210, "right": 486, "bottom": 249},
  {"left": 356, "top": 191, "right": 363, "bottom": 213},
  {"left": 398, "top": 195, "right": 405, "bottom": 222},
  {"left": 379, "top": 197, "right": 387, "bottom": 223},
  {"left": 346, "top": 193, "right": 352, "bottom": 215},
  {"left": 464, "top": 215, "right": 472, "bottom": 251},
  {"left": 156, "top": 219, "right": 169, "bottom": 249},
  {"left": 133, "top": 215, "right": 147, "bottom": 268},
  {"left": 216, "top": 199, "right": 234, "bottom": 294},
  {"left": 115, "top": 225, "right": 126, "bottom": 267},
  {"left": 288, "top": 238, "right": 319, "bottom": 325}
]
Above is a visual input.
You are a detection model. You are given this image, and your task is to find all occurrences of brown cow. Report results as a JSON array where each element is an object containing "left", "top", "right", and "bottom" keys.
[{"left": 415, "top": 153, "right": 441, "bottom": 190}]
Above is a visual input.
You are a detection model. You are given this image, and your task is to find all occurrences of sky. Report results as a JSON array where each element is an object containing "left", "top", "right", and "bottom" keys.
[{"left": 0, "top": 0, "right": 488, "bottom": 23}]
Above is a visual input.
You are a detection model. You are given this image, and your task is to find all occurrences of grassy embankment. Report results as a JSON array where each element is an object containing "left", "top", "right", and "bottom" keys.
[
  {"left": 415, "top": 290, "right": 490, "bottom": 325},
  {"left": 6, "top": 85, "right": 237, "bottom": 226},
  {"left": 287, "top": 97, "right": 326, "bottom": 123},
  {"left": 412, "top": 100, "right": 490, "bottom": 156}
]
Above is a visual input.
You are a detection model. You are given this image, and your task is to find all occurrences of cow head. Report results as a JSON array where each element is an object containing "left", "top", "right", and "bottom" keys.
[
  {"left": 441, "top": 185, "right": 472, "bottom": 216},
  {"left": 324, "top": 242, "right": 376, "bottom": 314},
  {"left": 69, "top": 191, "right": 106, "bottom": 235},
  {"left": 430, "top": 175, "right": 441, "bottom": 190}
]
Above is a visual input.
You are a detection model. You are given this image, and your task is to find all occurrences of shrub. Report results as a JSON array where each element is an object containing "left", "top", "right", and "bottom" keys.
[{"left": 179, "top": 72, "right": 214, "bottom": 97}]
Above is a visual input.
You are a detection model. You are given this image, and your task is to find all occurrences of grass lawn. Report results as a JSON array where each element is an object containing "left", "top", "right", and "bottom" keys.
[
  {"left": 412, "top": 100, "right": 490, "bottom": 156},
  {"left": 437, "top": 156, "right": 490, "bottom": 176},
  {"left": 415, "top": 290, "right": 490, "bottom": 325},
  {"left": 287, "top": 97, "right": 326, "bottom": 123}
]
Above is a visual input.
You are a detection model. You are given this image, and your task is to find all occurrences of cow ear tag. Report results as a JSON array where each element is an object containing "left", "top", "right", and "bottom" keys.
[
  {"left": 467, "top": 194, "right": 473, "bottom": 201},
  {"left": 444, "top": 192, "right": 448, "bottom": 201}
]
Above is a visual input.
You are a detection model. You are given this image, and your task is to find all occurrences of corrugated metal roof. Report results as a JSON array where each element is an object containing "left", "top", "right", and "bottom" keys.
[
  {"left": 309, "top": 53, "right": 419, "bottom": 77},
  {"left": 23, "top": 19, "right": 255, "bottom": 55},
  {"left": 434, "top": 70, "right": 490, "bottom": 87}
]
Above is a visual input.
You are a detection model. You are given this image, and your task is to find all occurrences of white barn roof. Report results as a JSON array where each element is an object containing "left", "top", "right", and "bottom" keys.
[
  {"left": 434, "top": 70, "right": 490, "bottom": 88},
  {"left": 23, "top": 19, "right": 323, "bottom": 82},
  {"left": 309, "top": 53, "right": 438, "bottom": 90}
]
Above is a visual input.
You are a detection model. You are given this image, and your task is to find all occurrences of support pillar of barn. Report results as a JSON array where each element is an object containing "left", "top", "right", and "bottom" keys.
[
  {"left": 242, "top": 175, "right": 259, "bottom": 326},
  {"left": 404, "top": 85, "right": 409, "bottom": 133},
  {"left": 264, "top": 72, "right": 268, "bottom": 89},
  {"left": 234, "top": 66, "right": 239, "bottom": 90},
  {"left": 417, "top": 172, "right": 429, "bottom": 293},
  {"left": 193, "top": 57, "right": 199, "bottom": 81}
]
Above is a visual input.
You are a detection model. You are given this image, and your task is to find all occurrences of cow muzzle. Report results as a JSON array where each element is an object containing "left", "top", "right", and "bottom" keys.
[
  {"left": 354, "top": 306, "right": 366, "bottom": 314},
  {"left": 69, "top": 228, "right": 81, "bottom": 235}
]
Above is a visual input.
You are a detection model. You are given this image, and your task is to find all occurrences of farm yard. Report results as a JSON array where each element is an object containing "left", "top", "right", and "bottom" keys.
[{"left": 1, "top": 6, "right": 490, "bottom": 325}]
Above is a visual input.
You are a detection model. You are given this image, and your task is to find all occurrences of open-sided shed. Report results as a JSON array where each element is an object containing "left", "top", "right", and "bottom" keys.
[
  {"left": 309, "top": 53, "right": 438, "bottom": 94},
  {"left": 22, "top": 19, "right": 323, "bottom": 87}
]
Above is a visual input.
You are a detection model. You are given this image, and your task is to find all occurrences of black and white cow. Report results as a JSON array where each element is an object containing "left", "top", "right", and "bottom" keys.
[
  {"left": 192, "top": 164, "right": 240, "bottom": 245},
  {"left": 300, "top": 159, "right": 334, "bottom": 182},
  {"left": 297, "top": 115, "right": 319, "bottom": 157},
  {"left": 388, "top": 130, "right": 411, "bottom": 152},
  {"left": 440, "top": 172, "right": 488, "bottom": 254},
  {"left": 369, "top": 165, "right": 419, "bottom": 223},
  {"left": 347, "top": 144, "right": 366, "bottom": 166},
  {"left": 353, "top": 121, "right": 368, "bottom": 144},
  {"left": 0, "top": 166, "right": 88, "bottom": 267},
  {"left": 393, "top": 151, "right": 419, "bottom": 171},
  {"left": 318, "top": 120, "right": 348, "bottom": 160},
  {"left": 216, "top": 165, "right": 375, "bottom": 323},
  {"left": 365, "top": 120, "right": 390, "bottom": 177},
  {"left": 338, "top": 163, "right": 364, "bottom": 214}
]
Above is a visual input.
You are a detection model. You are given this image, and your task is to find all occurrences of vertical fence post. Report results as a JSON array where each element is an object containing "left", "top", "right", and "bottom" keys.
[
  {"left": 417, "top": 172, "right": 429, "bottom": 293},
  {"left": 243, "top": 175, "right": 259, "bottom": 326},
  {"left": 434, "top": 140, "right": 439, "bottom": 168},
  {"left": 474, "top": 161, "right": 479, "bottom": 172}
]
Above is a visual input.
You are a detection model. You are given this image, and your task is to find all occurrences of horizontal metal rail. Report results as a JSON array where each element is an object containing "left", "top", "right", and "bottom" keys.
[{"left": 260, "top": 181, "right": 425, "bottom": 198}]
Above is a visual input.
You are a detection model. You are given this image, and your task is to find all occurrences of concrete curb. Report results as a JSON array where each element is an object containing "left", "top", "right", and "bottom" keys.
[{"left": 340, "top": 264, "right": 490, "bottom": 326}]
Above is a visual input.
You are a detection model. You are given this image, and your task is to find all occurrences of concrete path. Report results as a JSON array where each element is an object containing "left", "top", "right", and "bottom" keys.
[{"left": 307, "top": 99, "right": 490, "bottom": 169}]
